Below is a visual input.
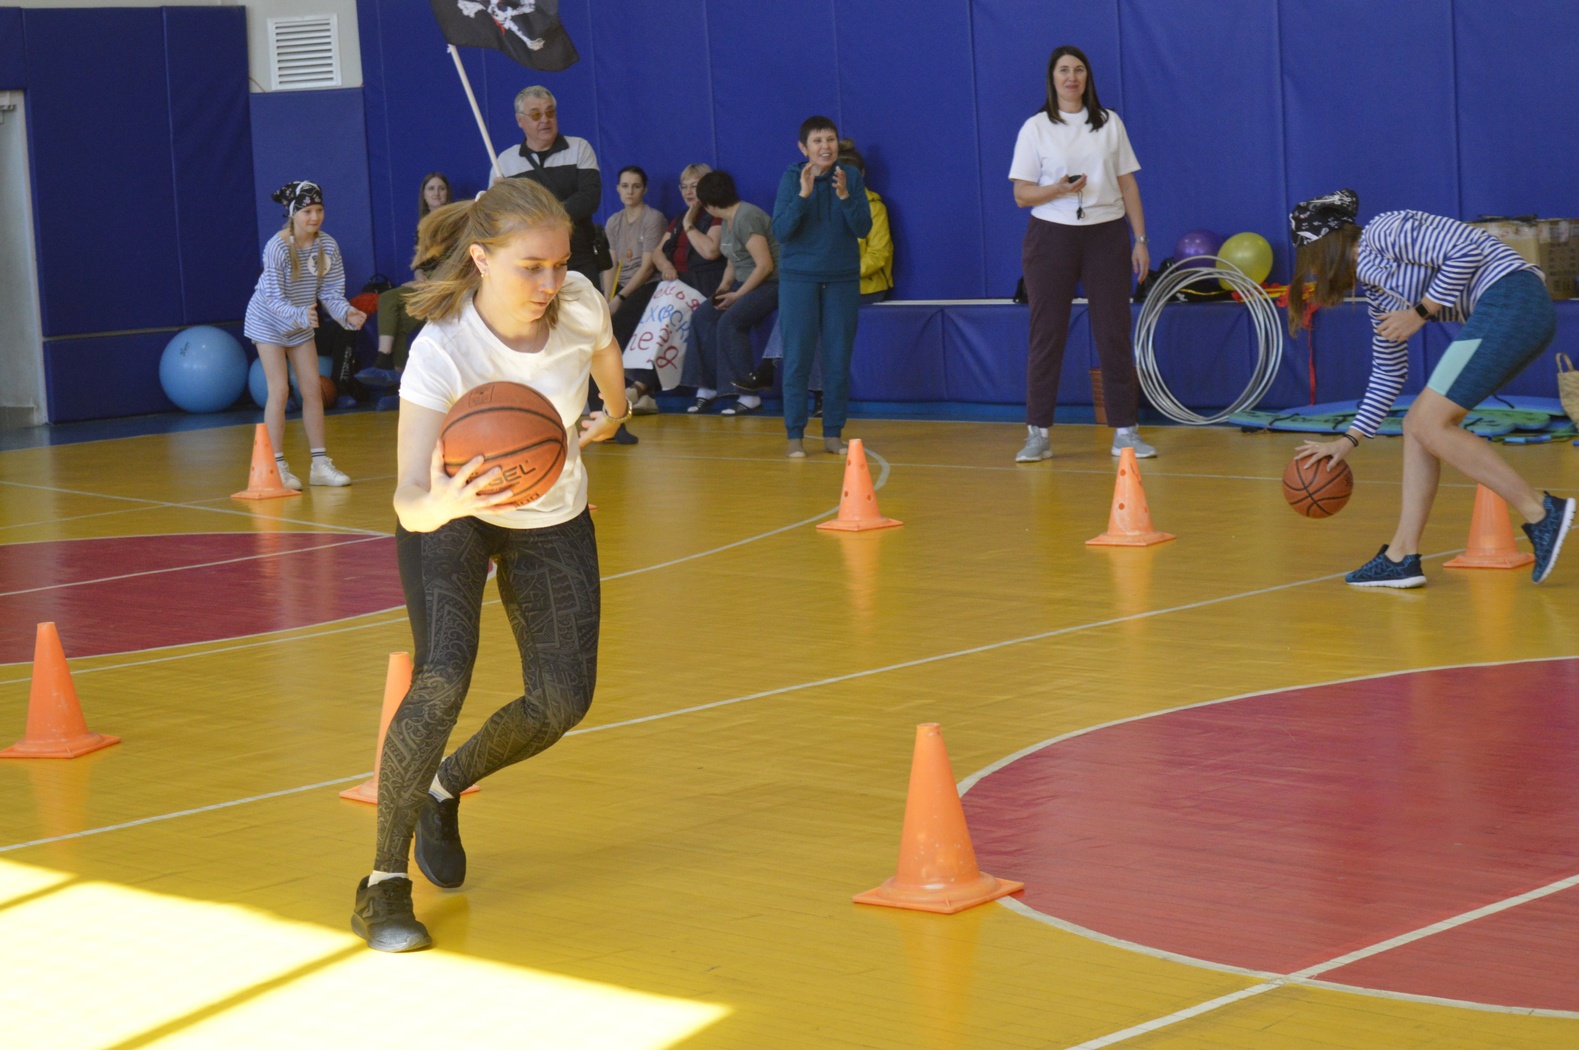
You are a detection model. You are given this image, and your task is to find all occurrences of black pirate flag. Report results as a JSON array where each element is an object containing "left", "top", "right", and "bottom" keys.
[{"left": 429, "top": 0, "right": 579, "bottom": 73}]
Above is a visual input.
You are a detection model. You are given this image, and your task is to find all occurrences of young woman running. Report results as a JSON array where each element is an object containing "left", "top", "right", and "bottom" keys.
[{"left": 351, "top": 178, "right": 631, "bottom": 952}]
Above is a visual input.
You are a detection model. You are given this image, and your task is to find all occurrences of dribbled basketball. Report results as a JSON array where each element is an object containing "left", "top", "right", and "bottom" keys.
[
  {"left": 1283, "top": 455, "right": 1353, "bottom": 518},
  {"left": 440, "top": 382, "right": 568, "bottom": 507}
]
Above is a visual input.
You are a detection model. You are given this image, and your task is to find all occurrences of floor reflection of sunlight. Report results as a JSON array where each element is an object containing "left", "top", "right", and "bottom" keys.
[{"left": 0, "top": 859, "right": 728, "bottom": 1050}]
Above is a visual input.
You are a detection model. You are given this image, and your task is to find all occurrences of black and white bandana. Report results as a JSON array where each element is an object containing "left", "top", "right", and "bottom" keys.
[
  {"left": 271, "top": 180, "right": 324, "bottom": 217},
  {"left": 1289, "top": 189, "right": 1359, "bottom": 245}
]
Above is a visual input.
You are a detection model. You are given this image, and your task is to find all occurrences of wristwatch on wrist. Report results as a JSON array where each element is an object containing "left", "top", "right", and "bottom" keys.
[
  {"left": 608, "top": 401, "right": 634, "bottom": 425},
  {"left": 1135, "top": 235, "right": 1148, "bottom": 244},
  {"left": 1413, "top": 301, "right": 1432, "bottom": 320}
]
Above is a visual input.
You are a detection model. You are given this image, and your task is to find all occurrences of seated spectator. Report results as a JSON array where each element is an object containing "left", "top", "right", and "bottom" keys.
[
  {"left": 679, "top": 171, "right": 779, "bottom": 416},
  {"left": 604, "top": 165, "right": 667, "bottom": 349},
  {"left": 356, "top": 199, "right": 470, "bottom": 405},
  {"left": 626, "top": 164, "right": 726, "bottom": 413}
]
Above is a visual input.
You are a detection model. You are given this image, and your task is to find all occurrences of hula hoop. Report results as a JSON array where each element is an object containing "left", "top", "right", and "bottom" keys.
[{"left": 1133, "top": 254, "right": 1285, "bottom": 425}]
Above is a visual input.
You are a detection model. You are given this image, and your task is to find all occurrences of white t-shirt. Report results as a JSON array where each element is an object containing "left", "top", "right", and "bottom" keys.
[
  {"left": 400, "top": 272, "right": 613, "bottom": 529},
  {"left": 1008, "top": 110, "right": 1140, "bottom": 225}
]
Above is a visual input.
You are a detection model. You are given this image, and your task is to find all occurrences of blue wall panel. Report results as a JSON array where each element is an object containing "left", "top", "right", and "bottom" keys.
[
  {"left": 836, "top": 1, "right": 983, "bottom": 300},
  {"left": 971, "top": 0, "right": 1123, "bottom": 299},
  {"left": 249, "top": 89, "right": 377, "bottom": 310},
  {"left": 1454, "top": 0, "right": 1573, "bottom": 220},
  {"left": 850, "top": 307, "right": 948, "bottom": 401},
  {"left": 705, "top": 1, "right": 842, "bottom": 213},
  {"left": 1279, "top": 0, "right": 1459, "bottom": 223},
  {"left": 164, "top": 7, "right": 258, "bottom": 325},
  {"left": 1119, "top": 1, "right": 1289, "bottom": 281},
  {"left": 44, "top": 332, "right": 176, "bottom": 423},
  {"left": 24, "top": 8, "right": 182, "bottom": 337},
  {"left": 587, "top": 1, "right": 713, "bottom": 220},
  {"left": 0, "top": 8, "right": 24, "bottom": 89}
]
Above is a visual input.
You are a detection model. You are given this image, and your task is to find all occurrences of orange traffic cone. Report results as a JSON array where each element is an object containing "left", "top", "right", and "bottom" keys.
[
  {"left": 341, "top": 653, "right": 477, "bottom": 804},
  {"left": 854, "top": 723, "right": 1024, "bottom": 914},
  {"left": 1, "top": 623, "right": 120, "bottom": 759},
  {"left": 1086, "top": 447, "right": 1175, "bottom": 547},
  {"left": 817, "top": 439, "right": 902, "bottom": 532},
  {"left": 1445, "top": 485, "right": 1535, "bottom": 569},
  {"left": 232, "top": 424, "right": 301, "bottom": 500}
]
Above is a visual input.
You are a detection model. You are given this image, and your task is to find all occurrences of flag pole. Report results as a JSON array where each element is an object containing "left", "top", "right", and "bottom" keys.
[{"left": 448, "top": 45, "right": 503, "bottom": 181}]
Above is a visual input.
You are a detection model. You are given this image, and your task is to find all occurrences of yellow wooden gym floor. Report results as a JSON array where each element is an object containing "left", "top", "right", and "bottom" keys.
[{"left": 1, "top": 411, "right": 1575, "bottom": 1048}]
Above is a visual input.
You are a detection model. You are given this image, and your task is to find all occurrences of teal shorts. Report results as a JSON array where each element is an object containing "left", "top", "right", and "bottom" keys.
[{"left": 1427, "top": 270, "right": 1556, "bottom": 409}]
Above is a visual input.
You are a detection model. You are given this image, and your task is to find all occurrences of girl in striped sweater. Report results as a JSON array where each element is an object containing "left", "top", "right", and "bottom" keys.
[
  {"left": 243, "top": 180, "right": 367, "bottom": 488},
  {"left": 1288, "top": 189, "right": 1573, "bottom": 588}
]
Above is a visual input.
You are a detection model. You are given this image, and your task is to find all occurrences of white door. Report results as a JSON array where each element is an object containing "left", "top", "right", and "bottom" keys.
[{"left": 0, "top": 90, "right": 47, "bottom": 427}]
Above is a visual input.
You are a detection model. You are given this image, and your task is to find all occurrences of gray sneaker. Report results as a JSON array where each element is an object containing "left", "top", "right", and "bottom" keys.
[
  {"left": 1016, "top": 425, "right": 1052, "bottom": 462},
  {"left": 1111, "top": 430, "right": 1157, "bottom": 458}
]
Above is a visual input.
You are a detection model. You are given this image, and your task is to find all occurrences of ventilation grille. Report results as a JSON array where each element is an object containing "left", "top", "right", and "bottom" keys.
[{"left": 268, "top": 15, "right": 341, "bottom": 91}]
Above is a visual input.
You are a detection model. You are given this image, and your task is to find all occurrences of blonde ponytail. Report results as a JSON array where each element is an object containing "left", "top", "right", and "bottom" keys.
[{"left": 406, "top": 180, "right": 575, "bottom": 325}]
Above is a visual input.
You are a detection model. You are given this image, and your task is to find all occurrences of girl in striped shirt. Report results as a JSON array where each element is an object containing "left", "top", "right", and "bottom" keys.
[
  {"left": 243, "top": 180, "right": 367, "bottom": 488},
  {"left": 1288, "top": 189, "right": 1573, "bottom": 588}
]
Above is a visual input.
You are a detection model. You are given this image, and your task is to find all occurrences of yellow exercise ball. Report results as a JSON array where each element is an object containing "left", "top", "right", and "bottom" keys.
[{"left": 1217, "top": 232, "right": 1273, "bottom": 288}]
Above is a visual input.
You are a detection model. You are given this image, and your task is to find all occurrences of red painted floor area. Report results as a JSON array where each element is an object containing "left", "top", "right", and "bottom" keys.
[
  {"left": 0, "top": 533, "right": 403, "bottom": 661},
  {"left": 966, "top": 659, "right": 1579, "bottom": 1010}
]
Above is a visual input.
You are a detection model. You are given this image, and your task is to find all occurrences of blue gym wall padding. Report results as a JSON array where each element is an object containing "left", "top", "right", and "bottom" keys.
[
  {"left": 249, "top": 88, "right": 376, "bottom": 304},
  {"left": 0, "top": 9, "right": 24, "bottom": 89},
  {"left": 1454, "top": 2, "right": 1573, "bottom": 221},
  {"left": 24, "top": 8, "right": 185, "bottom": 338},
  {"left": 1279, "top": 0, "right": 1461, "bottom": 222},
  {"left": 164, "top": 7, "right": 259, "bottom": 326}
]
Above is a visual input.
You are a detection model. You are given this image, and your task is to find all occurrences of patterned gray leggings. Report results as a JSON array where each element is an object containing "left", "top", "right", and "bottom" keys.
[{"left": 375, "top": 509, "right": 600, "bottom": 873}]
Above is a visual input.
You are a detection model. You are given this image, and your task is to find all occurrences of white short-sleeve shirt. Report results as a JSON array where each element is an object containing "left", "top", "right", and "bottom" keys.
[
  {"left": 400, "top": 272, "right": 613, "bottom": 529},
  {"left": 1009, "top": 110, "right": 1140, "bottom": 225}
]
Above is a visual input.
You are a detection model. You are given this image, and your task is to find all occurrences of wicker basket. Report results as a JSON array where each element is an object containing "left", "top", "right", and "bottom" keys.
[
  {"left": 1559, "top": 354, "right": 1579, "bottom": 424},
  {"left": 1469, "top": 218, "right": 1579, "bottom": 300}
]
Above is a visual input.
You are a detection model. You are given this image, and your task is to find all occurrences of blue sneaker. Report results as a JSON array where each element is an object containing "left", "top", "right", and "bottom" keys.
[
  {"left": 1522, "top": 492, "right": 1575, "bottom": 584},
  {"left": 1345, "top": 545, "right": 1426, "bottom": 588},
  {"left": 375, "top": 394, "right": 400, "bottom": 412},
  {"left": 356, "top": 366, "right": 402, "bottom": 389}
]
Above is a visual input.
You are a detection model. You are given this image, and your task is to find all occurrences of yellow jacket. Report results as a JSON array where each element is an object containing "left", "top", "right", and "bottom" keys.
[{"left": 859, "top": 188, "right": 893, "bottom": 296}]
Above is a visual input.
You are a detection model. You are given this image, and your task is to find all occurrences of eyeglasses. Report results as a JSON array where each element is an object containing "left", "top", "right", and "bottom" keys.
[{"left": 521, "top": 107, "right": 556, "bottom": 122}]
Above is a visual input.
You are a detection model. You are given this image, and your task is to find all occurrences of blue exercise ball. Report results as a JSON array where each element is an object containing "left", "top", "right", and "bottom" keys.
[
  {"left": 159, "top": 326, "right": 248, "bottom": 413},
  {"left": 248, "top": 357, "right": 269, "bottom": 408}
]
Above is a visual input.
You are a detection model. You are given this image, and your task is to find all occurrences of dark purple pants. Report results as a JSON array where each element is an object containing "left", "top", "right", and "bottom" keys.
[{"left": 1022, "top": 216, "right": 1139, "bottom": 429}]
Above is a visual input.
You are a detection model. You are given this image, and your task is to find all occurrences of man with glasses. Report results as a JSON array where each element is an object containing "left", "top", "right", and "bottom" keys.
[
  {"left": 492, "top": 86, "right": 602, "bottom": 289},
  {"left": 494, "top": 86, "right": 636, "bottom": 441}
]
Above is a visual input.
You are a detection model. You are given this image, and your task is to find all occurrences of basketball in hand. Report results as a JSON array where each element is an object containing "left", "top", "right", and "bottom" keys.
[
  {"left": 1282, "top": 455, "right": 1353, "bottom": 518},
  {"left": 439, "top": 382, "right": 568, "bottom": 507}
]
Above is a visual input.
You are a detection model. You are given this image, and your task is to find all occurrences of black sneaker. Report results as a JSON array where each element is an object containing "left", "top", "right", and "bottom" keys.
[
  {"left": 351, "top": 876, "right": 432, "bottom": 952},
  {"left": 734, "top": 360, "right": 775, "bottom": 392},
  {"left": 414, "top": 793, "right": 467, "bottom": 889},
  {"left": 611, "top": 423, "right": 639, "bottom": 445},
  {"left": 1523, "top": 492, "right": 1575, "bottom": 584},
  {"left": 810, "top": 393, "right": 823, "bottom": 418},
  {"left": 1345, "top": 545, "right": 1426, "bottom": 589}
]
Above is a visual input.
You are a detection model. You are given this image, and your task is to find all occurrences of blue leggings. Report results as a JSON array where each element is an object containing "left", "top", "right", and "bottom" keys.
[{"left": 780, "top": 278, "right": 860, "bottom": 439}]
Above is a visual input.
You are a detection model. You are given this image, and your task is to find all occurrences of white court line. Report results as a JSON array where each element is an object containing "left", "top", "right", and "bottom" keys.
[
  {"left": 0, "top": 479, "right": 385, "bottom": 536},
  {"left": 0, "top": 453, "right": 888, "bottom": 678},
  {"left": 1055, "top": 866, "right": 1579, "bottom": 1049},
  {"left": 0, "top": 552, "right": 1403, "bottom": 853},
  {"left": 0, "top": 535, "right": 384, "bottom": 598},
  {"left": 0, "top": 503, "right": 157, "bottom": 534},
  {"left": 961, "top": 654, "right": 1579, "bottom": 1041},
  {"left": 0, "top": 773, "right": 371, "bottom": 855}
]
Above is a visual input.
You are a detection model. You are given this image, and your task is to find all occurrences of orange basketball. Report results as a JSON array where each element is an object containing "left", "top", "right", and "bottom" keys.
[
  {"left": 440, "top": 382, "right": 568, "bottom": 507},
  {"left": 318, "top": 375, "right": 337, "bottom": 407},
  {"left": 1283, "top": 455, "right": 1353, "bottom": 518}
]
